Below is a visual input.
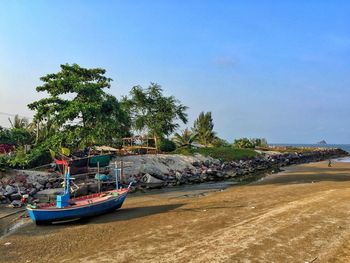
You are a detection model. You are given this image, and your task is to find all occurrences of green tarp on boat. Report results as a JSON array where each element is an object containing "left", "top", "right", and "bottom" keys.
[{"left": 89, "top": 155, "right": 111, "bottom": 167}]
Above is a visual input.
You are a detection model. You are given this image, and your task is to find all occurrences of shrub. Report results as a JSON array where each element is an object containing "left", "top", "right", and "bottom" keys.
[
  {"left": 211, "top": 137, "right": 230, "bottom": 147},
  {"left": 233, "top": 138, "right": 268, "bottom": 149},
  {"left": 0, "top": 155, "right": 11, "bottom": 171},
  {"left": 159, "top": 139, "right": 176, "bottom": 152}
]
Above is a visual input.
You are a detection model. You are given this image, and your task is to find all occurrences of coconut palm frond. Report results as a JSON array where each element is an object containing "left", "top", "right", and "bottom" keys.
[{"left": 173, "top": 128, "right": 198, "bottom": 147}]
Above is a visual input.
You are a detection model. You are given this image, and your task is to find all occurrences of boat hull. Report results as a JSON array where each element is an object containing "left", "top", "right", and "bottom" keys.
[{"left": 27, "top": 192, "right": 128, "bottom": 224}]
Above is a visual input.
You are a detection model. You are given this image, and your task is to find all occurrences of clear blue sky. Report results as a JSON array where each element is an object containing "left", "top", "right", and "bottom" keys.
[{"left": 0, "top": 1, "right": 349, "bottom": 143}]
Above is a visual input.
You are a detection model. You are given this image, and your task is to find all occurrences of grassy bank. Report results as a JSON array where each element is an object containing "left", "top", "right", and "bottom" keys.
[{"left": 174, "top": 147, "right": 258, "bottom": 162}]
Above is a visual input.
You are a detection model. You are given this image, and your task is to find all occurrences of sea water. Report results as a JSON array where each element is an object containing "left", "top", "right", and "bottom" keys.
[{"left": 334, "top": 157, "right": 350, "bottom": 163}]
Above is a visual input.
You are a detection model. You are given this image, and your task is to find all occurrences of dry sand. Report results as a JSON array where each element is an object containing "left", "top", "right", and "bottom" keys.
[{"left": 2, "top": 160, "right": 350, "bottom": 262}]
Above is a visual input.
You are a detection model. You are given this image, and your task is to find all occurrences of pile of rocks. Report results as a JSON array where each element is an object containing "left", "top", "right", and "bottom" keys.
[
  {"left": 126, "top": 148, "right": 348, "bottom": 191},
  {"left": 0, "top": 148, "right": 347, "bottom": 204},
  {"left": 0, "top": 170, "right": 62, "bottom": 206}
]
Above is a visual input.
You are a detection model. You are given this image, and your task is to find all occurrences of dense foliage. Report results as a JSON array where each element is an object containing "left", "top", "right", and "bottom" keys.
[
  {"left": 233, "top": 138, "right": 268, "bottom": 149},
  {"left": 0, "top": 63, "right": 270, "bottom": 171},
  {"left": 211, "top": 137, "right": 230, "bottom": 147},
  {"left": 0, "top": 127, "right": 16, "bottom": 145},
  {"left": 0, "top": 64, "right": 191, "bottom": 169},
  {"left": 0, "top": 116, "right": 34, "bottom": 147}
]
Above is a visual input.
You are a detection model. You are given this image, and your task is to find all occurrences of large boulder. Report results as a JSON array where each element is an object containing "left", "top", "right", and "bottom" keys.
[
  {"left": 9, "top": 193, "right": 22, "bottom": 201},
  {"left": 11, "top": 200, "right": 22, "bottom": 207},
  {"left": 34, "top": 188, "right": 64, "bottom": 203},
  {"left": 74, "top": 184, "right": 89, "bottom": 196},
  {"left": 5, "top": 185, "right": 16, "bottom": 196},
  {"left": 140, "top": 173, "right": 164, "bottom": 184}
]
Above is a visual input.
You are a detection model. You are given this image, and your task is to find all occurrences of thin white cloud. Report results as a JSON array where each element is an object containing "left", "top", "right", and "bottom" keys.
[{"left": 213, "top": 55, "right": 238, "bottom": 68}]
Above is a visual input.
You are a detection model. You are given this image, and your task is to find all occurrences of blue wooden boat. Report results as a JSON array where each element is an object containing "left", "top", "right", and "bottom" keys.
[{"left": 27, "top": 164, "right": 130, "bottom": 224}]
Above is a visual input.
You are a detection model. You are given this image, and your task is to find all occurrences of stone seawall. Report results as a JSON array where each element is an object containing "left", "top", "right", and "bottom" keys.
[
  {"left": 119, "top": 148, "right": 348, "bottom": 191},
  {"left": 0, "top": 148, "right": 348, "bottom": 205}
]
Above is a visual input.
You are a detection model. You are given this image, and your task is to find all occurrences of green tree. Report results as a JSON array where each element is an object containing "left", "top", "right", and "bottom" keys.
[
  {"left": 123, "top": 83, "right": 188, "bottom": 140},
  {"left": 233, "top": 137, "right": 268, "bottom": 148},
  {"left": 6, "top": 115, "right": 34, "bottom": 146},
  {"left": 172, "top": 128, "right": 198, "bottom": 148},
  {"left": 28, "top": 63, "right": 130, "bottom": 149},
  {"left": 0, "top": 127, "right": 14, "bottom": 145},
  {"left": 193, "top": 111, "right": 216, "bottom": 146}
]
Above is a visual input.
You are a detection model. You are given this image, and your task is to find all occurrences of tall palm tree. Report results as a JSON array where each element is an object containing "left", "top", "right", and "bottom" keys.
[
  {"left": 192, "top": 111, "right": 216, "bottom": 146},
  {"left": 8, "top": 114, "right": 29, "bottom": 129},
  {"left": 173, "top": 128, "right": 198, "bottom": 148}
]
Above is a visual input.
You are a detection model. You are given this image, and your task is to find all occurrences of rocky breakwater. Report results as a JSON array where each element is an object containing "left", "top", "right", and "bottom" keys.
[
  {"left": 0, "top": 148, "right": 347, "bottom": 206},
  {"left": 0, "top": 170, "right": 62, "bottom": 207},
  {"left": 118, "top": 148, "right": 348, "bottom": 191}
]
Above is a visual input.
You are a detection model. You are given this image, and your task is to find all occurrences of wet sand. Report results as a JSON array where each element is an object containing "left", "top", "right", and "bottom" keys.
[{"left": 2, "top": 160, "right": 350, "bottom": 262}]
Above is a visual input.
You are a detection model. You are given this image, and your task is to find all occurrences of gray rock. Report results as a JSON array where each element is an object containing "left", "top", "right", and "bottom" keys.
[
  {"left": 1, "top": 198, "right": 10, "bottom": 204},
  {"left": 204, "top": 160, "right": 211, "bottom": 167},
  {"left": 192, "top": 161, "right": 201, "bottom": 167},
  {"left": 34, "top": 182, "right": 44, "bottom": 190},
  {"left": 29, "top": 188, "right": 37, "bottom": 196},
  {"left": 53, "top": 181, "right": 61, "bottom": 188},
  {"left": 19, "top": 186, "right": 27, "bottom": 195},
  {"left": 216, "top": 172, "right": 224, "bottom": 178},
  {"left": 48, "top": 177, "right": 57, "bottom": 183},
  {"left": 75, "top": 184, "right": 88, "bottom": 196},
  {"left": 189, "top": 178, "right": 200, "bottom": 183},
  {"left": 141, "top": 173, "right": 164, "bottom": 184},
  {"left": 10, "top": 193, "right": 22, "bottom": 201},
  {"left": 206, "top": 168, "right": 217, "bottom": 175},
  {"left": 37, "top": 178, "right": 48, "bottom": 186},
  {"left": 11, "top": 200, "right": 22, "bottom": 207},
  {"left": 35, "top": 188, "right": 64, "bottom": 203},
  {"left": 175, "top": 171, "right": 182, "bottom": 181},
  {"left": 5, "top": 185, "right": 16, "bottom": 196},
  {"left": 88, "top": 183, "right": 98, "bottom": 193},
  {"left": 199, "top": 173, "right": 208, "bottom": 181}
]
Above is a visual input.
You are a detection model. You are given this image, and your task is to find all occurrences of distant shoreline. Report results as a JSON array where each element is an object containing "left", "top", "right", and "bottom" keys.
[{"left": 270, "top": 143, "right": 350, "bottom": 153}]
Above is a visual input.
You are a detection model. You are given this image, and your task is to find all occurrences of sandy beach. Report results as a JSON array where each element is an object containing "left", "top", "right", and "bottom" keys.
[{"left": 2, "top": 159, "right": 350, "bottom": 262}]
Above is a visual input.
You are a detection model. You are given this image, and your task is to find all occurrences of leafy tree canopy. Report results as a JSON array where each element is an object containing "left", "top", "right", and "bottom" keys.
[
  {"left": 122, "top": 83, "right": 188, "bottom": 139},
  {"left": 28, "top": 63, "right": 130, "bottom": 149}
]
